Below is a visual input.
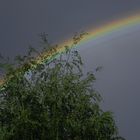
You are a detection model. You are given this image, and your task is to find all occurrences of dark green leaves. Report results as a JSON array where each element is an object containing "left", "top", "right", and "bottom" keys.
[{"left": 0, "top": 34, "right": 124, "bottom": 140}]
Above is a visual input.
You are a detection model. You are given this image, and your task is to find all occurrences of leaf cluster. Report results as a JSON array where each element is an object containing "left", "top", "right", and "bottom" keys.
[{"left": 0, "top": 33, "right": 124, "bottom": 140}]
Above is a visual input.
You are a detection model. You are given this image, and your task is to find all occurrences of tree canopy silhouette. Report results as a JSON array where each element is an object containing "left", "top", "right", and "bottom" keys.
[{"left": 0, "top": 34, "right": 125, "bottom": 140}]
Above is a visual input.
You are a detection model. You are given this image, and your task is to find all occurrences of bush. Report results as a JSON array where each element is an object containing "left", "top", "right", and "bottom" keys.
[{"left": 0, "top": 34, "right": 125, "bottom": 140}]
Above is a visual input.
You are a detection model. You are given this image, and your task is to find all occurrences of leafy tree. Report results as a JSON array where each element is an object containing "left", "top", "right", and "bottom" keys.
[{"left": 0, "top": 34, "right": 125, "bottom": 140}]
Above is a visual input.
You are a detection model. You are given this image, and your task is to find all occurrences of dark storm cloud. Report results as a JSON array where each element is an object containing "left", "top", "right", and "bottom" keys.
[
  {"left": 0, "top": 0, "right": 140, "bottom": 56},
  {"left": 0, "top": 0, "right": 140, "bottom": 139}
]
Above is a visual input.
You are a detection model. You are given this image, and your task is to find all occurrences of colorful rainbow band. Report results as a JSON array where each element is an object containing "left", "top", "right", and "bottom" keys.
[
  {"left": 1, "top": 13, "right": 140, "bottom": 85},
  {"left": 36, "top": 14, "right": 140, "bottom": 64}
]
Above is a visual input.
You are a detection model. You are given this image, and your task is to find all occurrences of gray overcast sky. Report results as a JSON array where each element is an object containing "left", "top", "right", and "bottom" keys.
[
  {"left": 0, "top": 0, "right": 140, "bottom": 56},
  {"left": 78, "top": 28, "right": 140, "bottom": 140},
  {"left": 1, "top": 0, "right": 140, "bottom": 139}
]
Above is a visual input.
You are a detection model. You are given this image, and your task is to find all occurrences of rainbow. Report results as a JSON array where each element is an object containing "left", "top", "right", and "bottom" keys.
[
  {"left": 1, "top": 13, "right": 140, "bottom": 85},
  {"left": 35, "top": 13, "right": 140, "bottom": 65}
]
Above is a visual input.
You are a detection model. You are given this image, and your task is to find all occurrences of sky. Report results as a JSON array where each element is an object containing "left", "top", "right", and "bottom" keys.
[
  {"left": 1, "top": 0, "right": 140, "bottom": 139},
  {"left": 1, "top": 0, "right": 140, "bottom": 56}
]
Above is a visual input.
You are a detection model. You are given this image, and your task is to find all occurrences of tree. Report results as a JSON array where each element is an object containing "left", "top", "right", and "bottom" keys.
[{"left": 0, "top": 34, "right": 125, "bottom": 140}]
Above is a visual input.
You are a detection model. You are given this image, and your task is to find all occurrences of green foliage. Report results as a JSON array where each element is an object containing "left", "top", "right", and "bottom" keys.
[{"left": 0, "top": 34, "right": 124, "bottom": 140}]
